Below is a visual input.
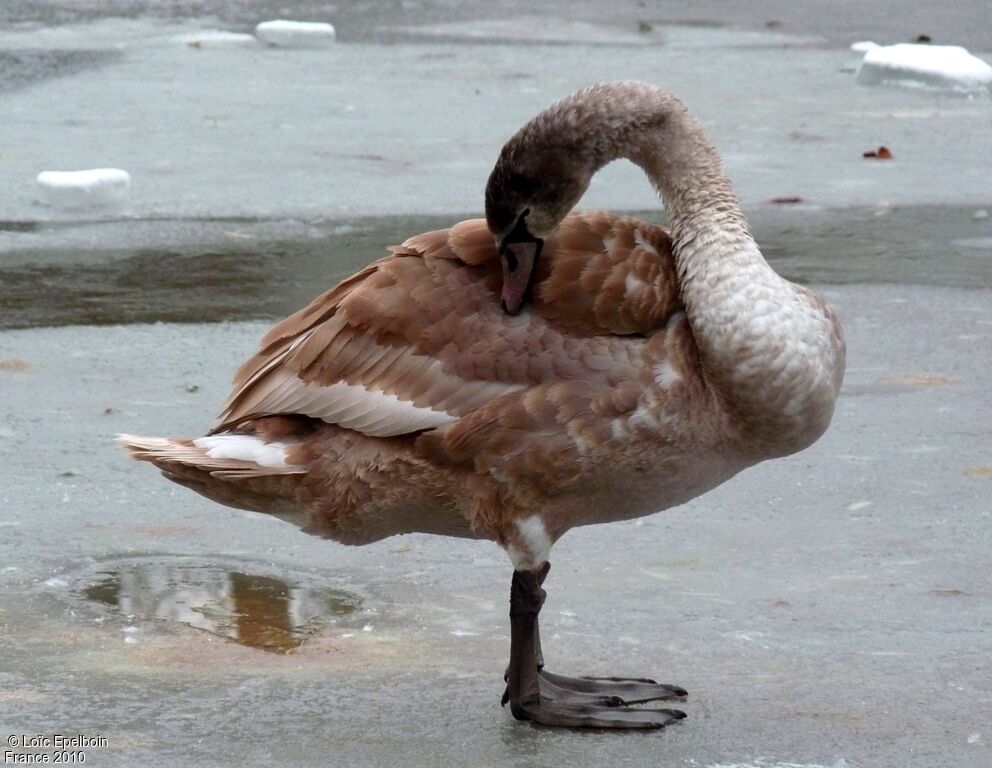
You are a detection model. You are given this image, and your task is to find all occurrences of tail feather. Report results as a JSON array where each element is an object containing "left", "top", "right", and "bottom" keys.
[
  {"left": 119, "top": 433, "right": 306, "bottom": 478},
  {"left": 118, "top": 432, "right": 307, "bottom": 521}
]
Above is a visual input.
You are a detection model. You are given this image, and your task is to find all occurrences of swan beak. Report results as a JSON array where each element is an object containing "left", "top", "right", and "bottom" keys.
[{"left": 500, "top": 241, "right": 540, "bottom": 315}]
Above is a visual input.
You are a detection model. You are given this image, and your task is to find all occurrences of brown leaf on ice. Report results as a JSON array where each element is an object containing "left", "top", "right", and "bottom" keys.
[
  {"left": 881, "top": 372, "right": 950, "bottom": 388},
  {"left": 863, "top": 146, "right": 893, "bottom": 159},
  {"left": 0, "top": 358, "right": 29, "bottom": 372}
]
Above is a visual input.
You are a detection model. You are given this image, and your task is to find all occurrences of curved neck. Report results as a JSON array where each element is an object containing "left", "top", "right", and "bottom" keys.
[{"left": 509, "top": 82, "right": 844, "bottom": 447}]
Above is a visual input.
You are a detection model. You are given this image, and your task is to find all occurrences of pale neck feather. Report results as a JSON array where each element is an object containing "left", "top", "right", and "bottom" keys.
[{"left": 514, "top": 82, "right": 845, "bottom": 450}]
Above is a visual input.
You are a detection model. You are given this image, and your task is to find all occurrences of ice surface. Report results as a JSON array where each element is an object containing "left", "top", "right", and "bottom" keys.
[
  {"left": 3, "top": 283, "right": 991, "bottom": 767},
  {"left": 173, "top": 30, "right": 259, "bottom": 48},
  {"left": 254, "top": 20, "right": 337, "bottom": 48},
  {"left": 35, "top": 168, "right": 130, "bottom": 209},
  {"left": 857, "top": 43, "right": 992, "bottom": 93},
  {"left": 3, "top": 17, "right": 991, "bottom": 228}
]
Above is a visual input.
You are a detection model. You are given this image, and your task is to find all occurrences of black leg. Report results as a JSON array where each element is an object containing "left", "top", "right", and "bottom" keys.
[{"left": 502, "top": 564, "right": 687, "bottom": 729}]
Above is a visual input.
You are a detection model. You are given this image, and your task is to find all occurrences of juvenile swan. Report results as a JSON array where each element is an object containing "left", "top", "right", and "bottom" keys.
[{"left": 122, "top": 82, "right": 845, "bottom": 729}]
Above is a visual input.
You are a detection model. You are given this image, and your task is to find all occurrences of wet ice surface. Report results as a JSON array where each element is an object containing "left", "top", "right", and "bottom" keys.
[
  {"left": 1, "top": 205, "right": 990, "bottom": 331},
  {"left": 1, "top": 6, "right": 991, "bottom": 767},
  {"left": 2, "top": 284, "right": 991, "bottom": 767},
  {"left": 80, "top": 556, "right": 362, "bottom": 652},
  {"left": 0, "top": 14, "right": 989, "bottom": 236}
]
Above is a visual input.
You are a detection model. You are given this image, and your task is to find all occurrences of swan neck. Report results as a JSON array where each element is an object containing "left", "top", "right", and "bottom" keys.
[
  {"left": 579, "top": 86, "right": 842, "bottom": 447},
  {"left": 622, "top": 103, "right": 751, "bottom": 249},
  {"left": 501, "top": 83, "right": 844, "bottom": 448}
]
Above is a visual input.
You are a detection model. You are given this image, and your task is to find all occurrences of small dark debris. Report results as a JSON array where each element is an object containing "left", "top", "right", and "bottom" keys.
[
  {"left": 770, "top": 196, "right": 804, "bottom": 204},
  {"left": 185, "top": 384, "right": 200, "bottom": 393},
  {"left": 863, "top": 146, "right": 893, "bottom": 160},
  {"left": 102, "top": 406, "right": 117, "bottom": 415},
  {"left": 637, "top": 20, "right": 653, "bottom": 34},
  {"left": 765, "top": 20, "right": 783, "bottom": 29},
  {"left": 58, "top": 470, "right": 78, "bottom": 478},
  {"left": 930, "top": 588, "right": 970, "bottom": 596},
  {"left": 186, "top": 41, "right": 202, "bottom": 50},
  {"left": 788, "top": 130, "right": 825, "bottom": 142},
  {"left": 0, "top": 220, "right": 40, "bottom": 233},
  {"left": 915, "top": 34, "right": 932, "bottom": 44}
]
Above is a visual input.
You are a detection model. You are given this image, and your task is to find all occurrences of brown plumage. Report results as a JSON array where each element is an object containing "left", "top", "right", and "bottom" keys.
[
  {"left": 125, "top": 212, "right": 712, "bottom": 545},
  {"left": 122, "top": 81, "right": 845, "bottom": 728}
]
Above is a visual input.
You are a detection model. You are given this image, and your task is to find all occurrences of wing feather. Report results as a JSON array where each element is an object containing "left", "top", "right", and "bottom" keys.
[{"left": 214, "top": 212, "right": 684, "bottom": 444}]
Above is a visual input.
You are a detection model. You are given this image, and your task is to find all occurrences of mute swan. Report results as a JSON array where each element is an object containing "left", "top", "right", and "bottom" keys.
[{"left": 122, "top": 81, "right": 845, "bottom": 729}]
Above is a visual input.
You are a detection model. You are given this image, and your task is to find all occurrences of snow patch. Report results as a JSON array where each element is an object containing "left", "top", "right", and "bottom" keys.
[
  {"left": 857, "top": 44, "right": 992, "bottom": 94},
  {"left": 36, "top": 169, "right": 131, "bottom": 209},
  {"left": 255, "top": 20, "right": 337, "bottom": 48},
  {"left": 850, "top": 40, "right": 879, "bottom": 53}
]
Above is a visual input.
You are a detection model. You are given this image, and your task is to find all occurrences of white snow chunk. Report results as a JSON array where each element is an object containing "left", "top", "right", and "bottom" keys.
[
  {"left": 857, "top": 43, "right": 992, "bottom": 94},
  {"left": 254, "top": 20, "right": 337, "bottom": 48},
  {"left": 174, "top": 30, "right": 259, "bottom": 48},
  {"left": 36, "top": 168, "right": 131, "bottom": 209},
  {"left": 850, "top": 40, "right": 880, "bottom": 53}
]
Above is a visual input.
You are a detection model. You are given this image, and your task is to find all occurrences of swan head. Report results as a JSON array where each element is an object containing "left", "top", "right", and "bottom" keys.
[{"left": 485, "top": 152, "right": 592, "bottom": 315}]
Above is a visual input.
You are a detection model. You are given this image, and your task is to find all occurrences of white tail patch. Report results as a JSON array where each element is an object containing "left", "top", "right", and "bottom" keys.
[
  {"left": 119, "top": 433, "right": 305, "bottom": 477},
  {"left": 194, "top": 434, "right": 290, "bottom": 469}
]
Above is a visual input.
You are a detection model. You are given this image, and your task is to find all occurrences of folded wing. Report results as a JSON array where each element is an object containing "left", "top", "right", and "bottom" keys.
[{"left": 214, "top": 213, "right": 682, "bottom": 445}]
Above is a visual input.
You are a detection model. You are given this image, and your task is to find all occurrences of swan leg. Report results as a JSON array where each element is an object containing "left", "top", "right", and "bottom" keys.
[{"left": 502, "top": 566, "right": 686, "bottom": 729}]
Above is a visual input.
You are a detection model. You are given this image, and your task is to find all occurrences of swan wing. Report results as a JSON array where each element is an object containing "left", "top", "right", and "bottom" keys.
[{"left": 214, "top": 214, "right": 681, "bottom": 441}]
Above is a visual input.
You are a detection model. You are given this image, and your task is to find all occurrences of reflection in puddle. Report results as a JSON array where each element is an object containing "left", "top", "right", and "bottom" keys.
[{"left": 83, "top": 559, "right": 361, "bottom": 653}]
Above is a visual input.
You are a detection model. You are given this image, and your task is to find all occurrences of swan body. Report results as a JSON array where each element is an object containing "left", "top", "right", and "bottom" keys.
[{"left": 122, "top": 82, "right": 845, "bottom": 727}]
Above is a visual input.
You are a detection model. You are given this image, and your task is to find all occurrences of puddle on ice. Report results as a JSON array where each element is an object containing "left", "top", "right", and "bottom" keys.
[{"left": 80, "top": 557, "right": 361, "bottom": 652}]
